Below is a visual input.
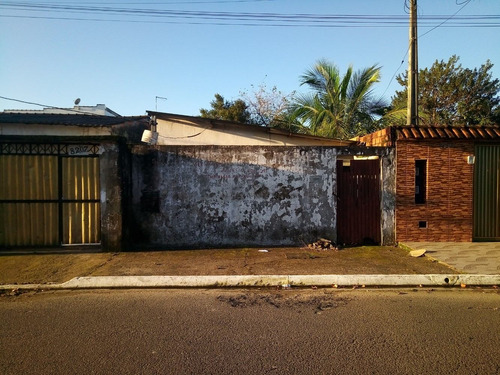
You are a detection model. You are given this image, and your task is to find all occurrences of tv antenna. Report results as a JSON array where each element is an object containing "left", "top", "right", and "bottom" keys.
[{"left": 155, "top": 96, "right": 167, "bottom": 111}]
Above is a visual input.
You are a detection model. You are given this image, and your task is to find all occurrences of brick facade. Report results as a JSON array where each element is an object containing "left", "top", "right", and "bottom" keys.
[{"left": 396, "top": 140, "right": 475, "bottom": 242}]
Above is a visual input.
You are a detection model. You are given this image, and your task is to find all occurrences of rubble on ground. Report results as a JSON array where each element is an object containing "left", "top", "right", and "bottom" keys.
[{"left": 307, "top": 238, "right": 338, "bottom": 251}]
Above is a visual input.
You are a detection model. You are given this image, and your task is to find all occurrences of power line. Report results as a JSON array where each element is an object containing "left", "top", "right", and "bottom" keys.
[
  {"left": 0, "top": 13, "right": 497, "bottom": 28},
  {"left": 420, "top": 0, "right": 472, "bottom": 37},
  {"left": 377, "top": 44, "right": 411, "bottom": 102},
  {"left": 378, "top": 0, "right": 476, "bottom": 103},
  {"left": 0, "top": 2, "right": 498, "bottom": 27},
  {"left": 16, "top": 0, "right": 273, "bottom": 4}
]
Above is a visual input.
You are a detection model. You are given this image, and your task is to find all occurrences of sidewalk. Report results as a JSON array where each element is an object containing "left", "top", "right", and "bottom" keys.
[
  {"left": 404, "top": 242, "right": 500, "bottom": 275},
  {"left": 1, "top": 245, "right": 499, "bottom": 289}
]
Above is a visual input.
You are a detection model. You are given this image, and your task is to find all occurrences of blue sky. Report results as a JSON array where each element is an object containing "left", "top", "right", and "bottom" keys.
[{"left": 1, "top": 0, "right": 499, "bottom": 116}]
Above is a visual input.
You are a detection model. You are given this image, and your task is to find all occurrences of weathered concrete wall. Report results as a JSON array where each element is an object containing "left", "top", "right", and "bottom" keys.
[
  {"left": 154, "top": 116, "right": 352, "bottom": 147},
  {"left": 130, "top": 146, "right": 338, "bottom": 248},
  {"left": 129, "top": 145, "right": 395, "bottom": 249},
  {"left": 381, "top": 149, "right": 396, "bottom": 245},
  {"left": 99, "top": 141, "right": 127, "bottom": 251}
]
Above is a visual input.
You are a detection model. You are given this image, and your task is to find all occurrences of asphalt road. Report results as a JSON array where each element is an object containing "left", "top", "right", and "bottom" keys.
[{"left": 1, "top": 288, "right": 499, "bottom": 375}]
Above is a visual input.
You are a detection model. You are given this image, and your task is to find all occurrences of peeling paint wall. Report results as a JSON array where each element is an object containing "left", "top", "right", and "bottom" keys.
[
  {"left": 130, "top": 146, "right": 339, "bottom": 248},
  {"left": 129, "top": 145, "right": 395, "bottom": 248},
  {"left": 99, "top": 142, "right": 127, "bottom": 251},
  {"left": 381, "top": 148, "right": 396, "bottom": 245}
]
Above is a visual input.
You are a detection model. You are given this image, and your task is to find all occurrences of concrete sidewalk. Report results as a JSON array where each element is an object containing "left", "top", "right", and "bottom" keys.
[
  {"left": 403, "top": 242, "right": 500, "bottom": 275},
  {"left": 1, "top": 245, "right": 499, "bottom": 290}
]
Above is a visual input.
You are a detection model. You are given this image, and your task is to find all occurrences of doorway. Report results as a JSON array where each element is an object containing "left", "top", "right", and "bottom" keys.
[{"left": 337, "top": 158, "right": 381, "bottom": 245}]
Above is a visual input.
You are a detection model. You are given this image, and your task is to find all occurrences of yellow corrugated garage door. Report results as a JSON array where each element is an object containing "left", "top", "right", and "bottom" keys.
[{"left": 0, "top": 143, "right": 100, "bottom": 248}]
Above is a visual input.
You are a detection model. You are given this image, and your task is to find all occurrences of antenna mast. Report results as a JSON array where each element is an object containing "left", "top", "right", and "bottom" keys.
[{"left": 155, "top": 96, "right": 167, "bottom": 112}]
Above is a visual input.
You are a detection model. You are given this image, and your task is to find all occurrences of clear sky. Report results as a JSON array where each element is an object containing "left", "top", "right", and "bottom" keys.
[{"left": 1, "top": 0, "right": 499, "bottom": 117}]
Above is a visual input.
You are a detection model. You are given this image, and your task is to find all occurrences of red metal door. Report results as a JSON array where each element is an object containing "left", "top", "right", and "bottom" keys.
[{"left": 337, "top": 159, "right": 381, "bottom": 245}]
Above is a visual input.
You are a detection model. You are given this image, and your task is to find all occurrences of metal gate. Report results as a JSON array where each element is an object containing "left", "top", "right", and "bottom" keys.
[
  {"left": 0, "top": 143, "right": 100, "bottom": 248},
  {"left": 474, "top": 145, "right": 500, "bottom": 241},
  {"left": 337, "top": 159, "right": 381, "bottom": 245}
]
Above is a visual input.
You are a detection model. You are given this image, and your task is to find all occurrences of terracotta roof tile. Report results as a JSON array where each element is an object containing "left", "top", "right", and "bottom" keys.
[
  {"left": 427, "top": 127, "right": 438, "bottom": 138},
  {"left": 435, "top": 127, "right": 447, "bottom": 138},
  {"left": 484, "top": 127, "right": 496, "bottom": 138},
  {"left": 393, "top": 125, "right": 500, "bottom": 140}
]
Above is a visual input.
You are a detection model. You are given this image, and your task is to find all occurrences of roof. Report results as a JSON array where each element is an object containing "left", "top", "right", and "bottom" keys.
[
  {"left": 358, "top": 125, "right": 500, "bottom": 147},
  {"left": 2, "top": 104, "right": 120, "bottom": 117},
  {"left": 0, "top": 112, "right": 147, "bottom": 126},
  {"left": 394, "top": 125, "right": 500, "bottom": 140},
  {"left": 148, "top": 111, "right": 354, "bottom": 146}
]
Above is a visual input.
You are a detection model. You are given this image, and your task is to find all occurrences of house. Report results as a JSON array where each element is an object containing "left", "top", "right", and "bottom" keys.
[
  {"left": 1, "top": 108, "right": 396, "bottom": 251},
  {"left": 127, "top": 112, "right": 395, "bottom": 249},
  {"left": 3, "top": 103, "right": 120, "bottom": 117},
  {"left": 358, "top": 125, "right": 500, "bottom": 242},
  {"left": 0, "top": 110, "right": 149, "bottom": 251},
  {"left": 147, "top": 111, "right": 352, "bottom": 146}
]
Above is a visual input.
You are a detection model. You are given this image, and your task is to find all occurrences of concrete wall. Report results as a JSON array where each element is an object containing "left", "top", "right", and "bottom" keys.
[
  {"left": 154, "top": 116, "right": 352, "bottom": 147},
  {"left": 129, "top": 145, "right": 395, "bottom": 249},
  {"left": 381, "top": 148, "right": 396, "bottom": 245},
  {"left": 99, "top": 142, "right": 127, "bottom": 251}
]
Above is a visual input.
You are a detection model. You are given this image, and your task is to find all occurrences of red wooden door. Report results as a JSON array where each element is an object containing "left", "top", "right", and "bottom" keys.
[{"left": 337, "top": 159, "right": 381, "bottom": 245}]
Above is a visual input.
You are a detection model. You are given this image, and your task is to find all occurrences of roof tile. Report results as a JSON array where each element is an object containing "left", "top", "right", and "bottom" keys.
[{"left": 379, "top": 125, "right": 500, "bottom": 142}]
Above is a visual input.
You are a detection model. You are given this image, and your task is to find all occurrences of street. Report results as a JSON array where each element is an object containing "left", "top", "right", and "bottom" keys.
[{"left": 1, "top": 288, "right": 499, "bottom": 374}]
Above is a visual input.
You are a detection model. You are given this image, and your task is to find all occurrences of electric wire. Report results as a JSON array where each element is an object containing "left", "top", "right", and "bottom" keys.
[
  {"left": 377, "top": 43, "right": 411, "bottom": 102},
  {"left": 0, "top": 2, "right": 498, "bottom": 27},
  {"left": 377, "top": 0, "right": 475, "bottom": 103},
  {"left": 420, "top": 0, "right": 472, "bottom": 37},
  {"left": 1, "top": 1, "right": 497, "bottom": 113}
]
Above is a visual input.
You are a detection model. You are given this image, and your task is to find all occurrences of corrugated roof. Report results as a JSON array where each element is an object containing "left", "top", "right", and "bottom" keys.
[
  {"left": 0, "top": 112, "right": 148, "bottom": 126},
  {"left": 393, "top": 125, "right": 500, "bottom": 140}
]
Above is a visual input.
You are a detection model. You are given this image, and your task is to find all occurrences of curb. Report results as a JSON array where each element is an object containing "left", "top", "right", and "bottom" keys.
[{"left": 1, "top": 274, "right": 500, "bottom": 290}]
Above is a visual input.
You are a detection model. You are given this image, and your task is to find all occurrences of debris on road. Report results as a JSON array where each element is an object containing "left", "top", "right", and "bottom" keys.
[{"left": 410, "top": 249, "right": 427, "bottom": 257}]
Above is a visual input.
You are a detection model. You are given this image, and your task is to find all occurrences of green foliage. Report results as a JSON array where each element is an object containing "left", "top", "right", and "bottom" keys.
[
  {"left": 289, "top": 59, "right": 386, "bottom": 139},
  {"left": 200, "top": 93, "right": 253, "bottom": 124},
  {"left": 388, "top": 55, "right": 500, "bottom": 126}
]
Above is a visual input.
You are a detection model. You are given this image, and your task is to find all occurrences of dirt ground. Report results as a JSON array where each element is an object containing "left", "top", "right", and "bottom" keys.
[{"left": 0, "top": 246, "right": 459, "bottom": 285}]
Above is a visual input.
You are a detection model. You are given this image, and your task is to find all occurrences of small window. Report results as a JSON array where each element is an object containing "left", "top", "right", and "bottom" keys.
[
  {"left": 418, "top": 221, "right": 428, "bottom": 228},
  {"left": 415, "top": 160, "right": 427, "bottom": 204}
]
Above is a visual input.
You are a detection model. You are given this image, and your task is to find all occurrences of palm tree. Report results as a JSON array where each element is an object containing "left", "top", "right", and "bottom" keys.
[{"left": 290, "top": 59, "right": 385, "bottom": 139}]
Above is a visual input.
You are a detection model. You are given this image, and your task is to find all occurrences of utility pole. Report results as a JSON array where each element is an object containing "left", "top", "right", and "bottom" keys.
[{"left": 407, "top": 0, "right": 419, "bottom": 126}]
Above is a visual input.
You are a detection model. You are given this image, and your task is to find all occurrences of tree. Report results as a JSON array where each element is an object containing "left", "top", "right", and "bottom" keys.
[
  {"left": 388, "top": 55, "right": 500, "bottom": 126},
  {"left": 289, "top": 59, "right": 386, "bottom": 139},
  {"left": 239, "top": 83, "right": 297, "bottom": 128},
  {"left": 200, "top": 93, "right": 253, "bottom": 124}
]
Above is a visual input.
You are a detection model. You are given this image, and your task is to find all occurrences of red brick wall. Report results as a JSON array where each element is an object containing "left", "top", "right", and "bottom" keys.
[
  {"left": 396, "top": 140, "right": 475, "bottom": 242},
  {"left": 357, "top": 128, "right": 393, "bottom": 147}
]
